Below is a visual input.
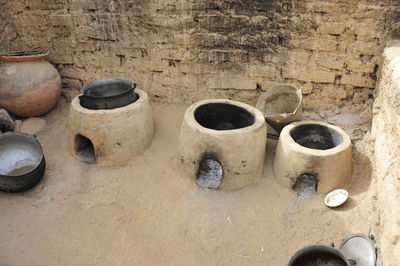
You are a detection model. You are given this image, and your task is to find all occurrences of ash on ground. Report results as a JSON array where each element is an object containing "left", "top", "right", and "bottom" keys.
[
  {"left": 196, "top": 158, "right": 223, "bottom": 189},
  {"left": 293, "top": 172, "right": 319, "bottom": 203}
]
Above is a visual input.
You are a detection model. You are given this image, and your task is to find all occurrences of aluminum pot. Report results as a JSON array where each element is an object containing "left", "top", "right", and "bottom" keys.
[
  {"left": 79, "top": 78, "right": 138, "bottom": 110},
  {"left": 287, "top": 245, "right": 350, "bottom": 266},
  {"left": 0, "top": 132, "right": 46, "bottom": 193},
  {"left": 0, "top": 52, "right": 61, "bottom": 117}
]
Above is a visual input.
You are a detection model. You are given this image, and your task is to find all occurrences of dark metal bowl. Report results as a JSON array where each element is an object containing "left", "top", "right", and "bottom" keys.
[
  {"left": 0, "top": 132, "right": 46, "bottom": 193},
  {"left": 79, "top": 78, "right": 138, "bottom": 110},
  {"left": 287, "top": 245, "right": 350, "bottom": 266}
]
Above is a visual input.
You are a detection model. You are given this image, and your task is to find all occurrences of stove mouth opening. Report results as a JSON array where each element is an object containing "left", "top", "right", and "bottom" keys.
[
  {"left": 292, "top": 172, "right": 319, "bottom": 203},
  {"left": 194, "top": 103, "right": 255, "bottom": 130},
  {"left": 290, "top": 124, "right": 343, "bottom": 150},
  {"left": 74, "top": 134, "right": 96, "bottom": 164},
  {"left": 196, "top": 155, "right": 224, "bottom": 189}
]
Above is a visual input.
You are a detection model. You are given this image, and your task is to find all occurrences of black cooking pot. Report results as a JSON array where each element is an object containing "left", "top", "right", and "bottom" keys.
[
  {"left": 287, "top": 245, "right": 350, "bottom": 266},
  {"left": 0, "top": 132, "right": 46, "bottom": 193},
  {"left": 79, "top": 78, "right": 138, "bottom": 110}
]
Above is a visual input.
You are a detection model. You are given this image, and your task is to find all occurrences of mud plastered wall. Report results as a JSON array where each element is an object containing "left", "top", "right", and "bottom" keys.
[
  {"left": 371, "top": 41, "right": 400, "bottom": 265},
  {"left": 0, "top": 0, "right": 398, "bottom": 112}
]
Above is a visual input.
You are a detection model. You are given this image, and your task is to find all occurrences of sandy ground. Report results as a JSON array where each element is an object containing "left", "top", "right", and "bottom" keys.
[{"left": 0, "top": 98, "right": 377, "bottom": 266}]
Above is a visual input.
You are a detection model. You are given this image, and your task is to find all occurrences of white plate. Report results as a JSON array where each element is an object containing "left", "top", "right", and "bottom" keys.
[{"left": 324, "top": 189, "right": 348, "bottom": 208}]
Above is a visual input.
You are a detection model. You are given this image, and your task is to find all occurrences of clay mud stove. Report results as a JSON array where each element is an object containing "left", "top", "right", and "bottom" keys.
[
  {"left": 0, "top": 1, "right": 399, "bottom": 265},
  {"left": 68, "top": 78, "right": 154, "bottom": 166},
  {"left": 177, "top": 99, "right": 266, "bottom": 190}
]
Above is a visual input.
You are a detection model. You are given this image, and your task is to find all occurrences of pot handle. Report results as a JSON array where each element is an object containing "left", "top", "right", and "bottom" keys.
[
  {"left": 132, "top": 83, "right": 137, "bottom": 90},
  {"left": 78, "top": 94, "right": 89, "bottom": 105}
]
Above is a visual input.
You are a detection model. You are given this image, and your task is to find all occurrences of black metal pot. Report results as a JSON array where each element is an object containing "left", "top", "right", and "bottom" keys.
[
  {"left": 0, "top": 132, "right": 46, "bottom": 193},
  {"left": 79, "top": 78, "right": 138, "bottom": 110},
  {"left": 287, "top": 245, "right": 350, "bottom": 266}
]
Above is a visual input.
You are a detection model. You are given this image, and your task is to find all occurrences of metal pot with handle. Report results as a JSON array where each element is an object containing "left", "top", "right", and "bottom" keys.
[{"left": 79, "top": 78, "right": 138, "bottom": 110}]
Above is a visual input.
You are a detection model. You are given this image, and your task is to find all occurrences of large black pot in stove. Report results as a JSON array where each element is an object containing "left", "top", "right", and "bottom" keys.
[{"left": 79, "top": 78, "right": 138, "bottom": 110}]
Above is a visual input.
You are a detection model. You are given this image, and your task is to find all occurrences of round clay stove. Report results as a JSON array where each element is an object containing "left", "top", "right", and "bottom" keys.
[
  {"left": 68, "top": 88, "right": 154, "bottom": 166},
  {"left": 273, "top": 120, "right": 352, "bottom": 194},
  {"left": 177, "top": 99, "right": 266, "bottom": 190}
]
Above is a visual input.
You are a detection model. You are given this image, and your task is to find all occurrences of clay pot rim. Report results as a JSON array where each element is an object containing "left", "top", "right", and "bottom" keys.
[{"left": 1, "top": 52, "right": 49, "bottom": 62}]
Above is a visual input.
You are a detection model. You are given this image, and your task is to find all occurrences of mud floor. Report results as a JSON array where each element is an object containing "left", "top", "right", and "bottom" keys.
[{"left": 0, "top": 99, "right": 377, "bottom": 266}]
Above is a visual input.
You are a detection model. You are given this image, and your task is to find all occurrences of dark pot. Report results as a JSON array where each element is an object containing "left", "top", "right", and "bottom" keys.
[
  {"left": 79, "top": 78, "right": 138, "bottom": 110},
  {"left": 0, "top": 132, "right": 46, "bottom": 193},
  {"left": 287, "top": 245, "right": 350, "bottom": 266}
]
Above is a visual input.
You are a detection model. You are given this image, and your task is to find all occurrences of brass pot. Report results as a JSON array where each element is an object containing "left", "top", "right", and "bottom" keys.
[
  {"left": 0, "top": 52, "right": 61, "bottom": 117},
  {"left": 256, "top": 85, "right": 302, "bottom": 132}
]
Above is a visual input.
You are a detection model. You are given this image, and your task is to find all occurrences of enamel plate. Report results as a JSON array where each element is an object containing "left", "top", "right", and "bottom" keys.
[{"left": 324, "top": 189, "right": 348, "bottom": 208}]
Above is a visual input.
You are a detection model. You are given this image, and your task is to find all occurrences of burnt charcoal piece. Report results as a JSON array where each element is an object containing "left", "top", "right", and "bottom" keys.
[
  {"left": 290, "top": 124, "right": 343, "bottom": 150},
  {"left": 194, "top": 103, "right": 255, "bottom": 130},
  {"left": 215, "top": 122, "right": 235, "bottom": 130},
  {"left": 197, "top": 158, "right": 224, "bottom": 189},
  {"left": 75, "top": 134, "right": 96, "bottom": 164}
]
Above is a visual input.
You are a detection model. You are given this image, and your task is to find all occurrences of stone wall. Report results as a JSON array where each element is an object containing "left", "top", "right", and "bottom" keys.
[
  {"left": 371, "top": 41, "right": 400, "bottom": 265},
  {"left": 0, "top": 0, "right": 399, "bottom": 111}
]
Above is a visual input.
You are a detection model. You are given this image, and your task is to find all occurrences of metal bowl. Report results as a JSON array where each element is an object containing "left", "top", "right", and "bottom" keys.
[
  {"left": 256, "top": 85, "right": 302, "bottom": 132},
  {"left": 0, "top": 132, "right": 46, "bottom": 193},
  {"left": 287, "top": 245, "right": 350, "bottom": 266},
  {"left": 79, "top": 78, "right": 138, "bottom": 110}
]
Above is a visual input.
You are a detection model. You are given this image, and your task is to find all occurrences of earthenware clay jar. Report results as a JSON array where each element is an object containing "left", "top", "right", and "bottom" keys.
[{"left": 0, "top": 52, "right": 61, "bottom": 117}]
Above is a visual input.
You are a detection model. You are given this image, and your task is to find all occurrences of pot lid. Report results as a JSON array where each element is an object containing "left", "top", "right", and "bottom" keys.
[{"left": 339, "top": 233, "right": 376, "bottom": 266}]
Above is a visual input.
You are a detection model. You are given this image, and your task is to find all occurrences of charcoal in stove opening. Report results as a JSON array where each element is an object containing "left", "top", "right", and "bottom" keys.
[
  {"left": 194, "top": 103, "right": 255, "bottom": 130},
  {"left": 290, "top": 124, "right": 343, "bottom": 150},
  {"left": 196, "top": 156, "right": 224, "bottom": 189},
  {"left": 292, "top": 172, "right": 319, "bottom": 203},
  {"left": 75, "top": 134, "right": 96, "bottom": 164}
]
